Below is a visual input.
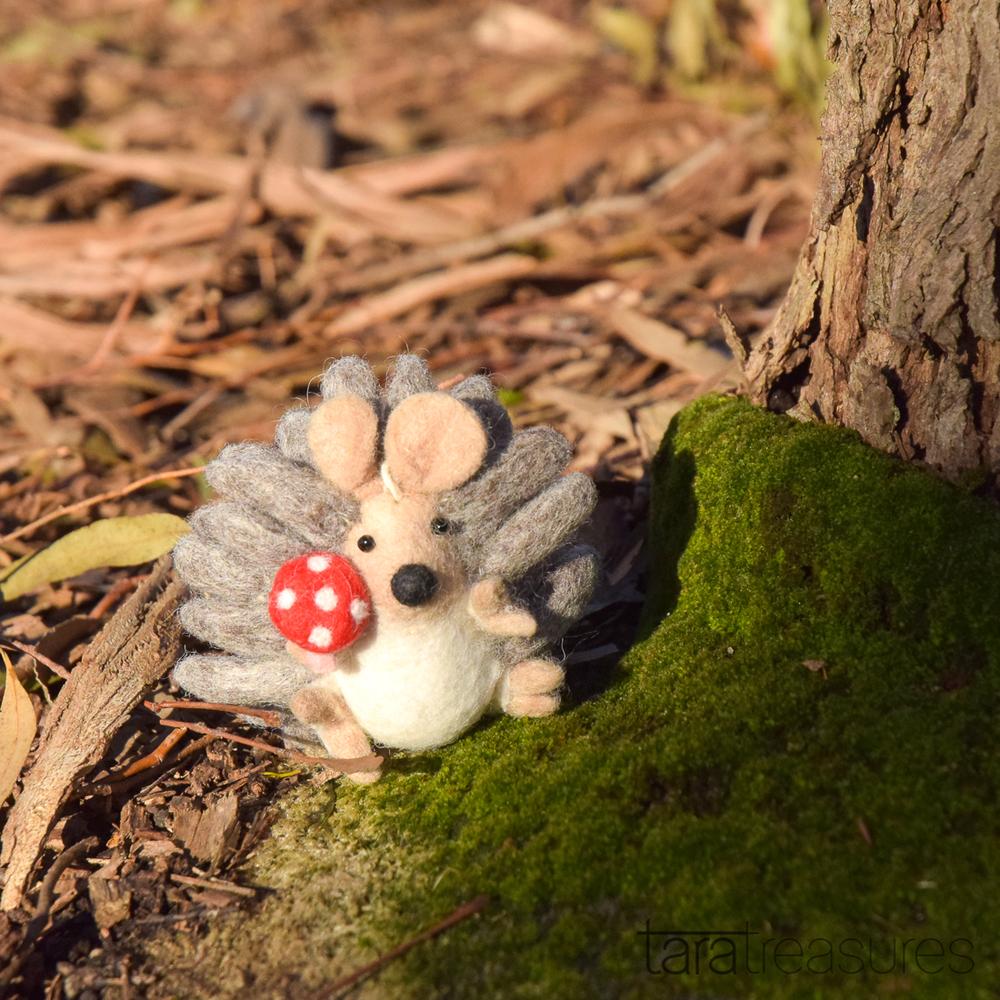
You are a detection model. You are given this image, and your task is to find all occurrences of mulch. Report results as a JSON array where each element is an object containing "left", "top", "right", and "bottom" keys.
[{"left": 0, "top": 1, "right": 816, "bottom": 995}]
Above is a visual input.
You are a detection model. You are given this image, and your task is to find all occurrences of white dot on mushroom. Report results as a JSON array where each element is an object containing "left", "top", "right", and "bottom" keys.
[
  {"left": 314, "top": 586, "right": 338, "bottom": 612},
  {"left": 350, "top": 598, "right": 370, "bottom": 623},
  {"left": 308, "top": 625, "right": 333, "bottom": 649},
  {"left": 307, "top": 555, "right": 331, "bottom": 572},
  {"left": 275, "top": 588, "right": 297, "bottom": 610}
]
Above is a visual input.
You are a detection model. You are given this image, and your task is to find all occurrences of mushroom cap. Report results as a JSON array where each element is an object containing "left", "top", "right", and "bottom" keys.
[{"left": 268, "top": 551, "right": 371, "bottom": 654}]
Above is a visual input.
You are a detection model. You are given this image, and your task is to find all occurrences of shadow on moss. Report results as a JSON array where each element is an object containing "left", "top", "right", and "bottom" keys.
[{"left": 148, "top": 396, "right": 1000, "bottom": 1000}]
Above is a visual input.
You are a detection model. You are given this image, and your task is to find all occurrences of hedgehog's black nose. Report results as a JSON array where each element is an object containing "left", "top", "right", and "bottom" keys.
[{"left": 391, "top": 564, "right": 439, "bottom": 607}]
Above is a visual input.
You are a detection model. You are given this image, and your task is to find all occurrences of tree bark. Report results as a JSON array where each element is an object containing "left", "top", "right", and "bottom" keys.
[{"left": 745, "top": 0, "right": 1000, "bottom": 487}]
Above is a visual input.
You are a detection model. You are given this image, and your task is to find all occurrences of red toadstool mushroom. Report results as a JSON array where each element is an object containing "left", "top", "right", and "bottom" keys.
[{"left": 268, "top": 551, "right": 371, "bottom": 654}]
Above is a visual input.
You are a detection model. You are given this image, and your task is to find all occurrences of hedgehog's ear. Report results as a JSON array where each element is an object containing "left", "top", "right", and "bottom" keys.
[
  {"left": 307, "top": 395, "right": 379, "bottom": 493},
  {"left": 384, "top": 392, "right": 487, "bottom": 495}
]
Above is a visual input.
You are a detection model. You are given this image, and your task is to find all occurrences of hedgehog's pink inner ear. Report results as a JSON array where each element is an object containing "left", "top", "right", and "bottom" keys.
[
  {"left": 384, "top": 392, "right": 487, "bottom": 495},
  {"left": 307, "top": 395, "right": 379, "bottom": 493}
]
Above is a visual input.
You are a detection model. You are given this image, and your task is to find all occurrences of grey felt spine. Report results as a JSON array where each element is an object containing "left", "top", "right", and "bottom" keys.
[
  {"left": 384, "top": 354, "right": 436, "bottom": 410},
  {"left": 321, "top": 355, "right": 381, "bottom": 406},
  {"left": 274, "top": 408, "right": 313, "bottom": 465},
  {"left": 173, "top": 355, "right": 600, "bottom": 729}
]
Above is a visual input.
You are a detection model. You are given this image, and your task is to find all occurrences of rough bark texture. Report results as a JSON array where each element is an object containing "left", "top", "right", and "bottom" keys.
[
  {"left": 745, "top": 0, "right": 1000, "bottom": 487},
  {"left": 0, "top": 559, "right": 184, "bottom": 911}
]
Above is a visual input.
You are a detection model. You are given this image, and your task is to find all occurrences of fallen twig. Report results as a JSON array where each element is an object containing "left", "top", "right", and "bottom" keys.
[
  {"left": 0, "top": 466, "right": 203, "bottom": 545},
  {"left": 99, "top": 734, "right": 215, "bottom": 796},
  {"left": 153, "top": 717, "right": 383, "bottom": 775},
  {"left": 328, "top": 895, "right": 490, "bottom": 997},
  {"left": 89, "top": 576, "right": 145, "bottom": 620},
  {"left": 145, "top": 698, "right": 282, "bottom": 728},
  {"left": 4, "top": 639, "right": 71, "bottom": 681},
  {"left": 25, "top": 837, "right": 101, "bottom": 940},
  {"left": 115, "top": 726, "right": 187, "bottom": 779}
]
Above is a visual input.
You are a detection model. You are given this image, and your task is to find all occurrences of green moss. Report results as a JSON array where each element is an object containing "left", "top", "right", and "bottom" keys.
[{"left": 151, "top": 396, "right": 1000, "bottom": 998}]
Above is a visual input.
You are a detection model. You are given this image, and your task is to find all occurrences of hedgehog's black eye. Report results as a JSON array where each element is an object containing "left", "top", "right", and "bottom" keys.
[
  {"left": 357, "top": 535, "right": 376, "bottom": 552},
  {"left": 430, "top": 517, "right": 451, "bottom": 536}
]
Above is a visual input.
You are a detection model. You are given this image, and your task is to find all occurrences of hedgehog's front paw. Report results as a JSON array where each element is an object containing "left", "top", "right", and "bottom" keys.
[
  {"left": 291, "top": 686, "right": 382, "bottom": 784},
  {"left": 469, "top": 577, "right": 537, "bottom": 637},
  {"left": 500, "top": 658, "right": 564, "bottom": 718}
]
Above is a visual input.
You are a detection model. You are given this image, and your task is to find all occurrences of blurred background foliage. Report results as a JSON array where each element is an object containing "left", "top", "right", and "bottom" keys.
[
  {"left": 1, "top": 1, "right": 830, "bottom": 113},
  {"left": 591, "top": 0, "right": 829, "bottom": 109}
]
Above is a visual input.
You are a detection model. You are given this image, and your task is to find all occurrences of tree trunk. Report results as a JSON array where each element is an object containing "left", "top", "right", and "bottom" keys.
[{"left": 744, "top": 0, "right": 1000, "bottom": 488}]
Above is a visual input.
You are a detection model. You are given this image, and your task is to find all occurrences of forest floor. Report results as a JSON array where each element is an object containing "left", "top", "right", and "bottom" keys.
[{"left": 0, "top": 1, "right": 817, "bottom": 995}]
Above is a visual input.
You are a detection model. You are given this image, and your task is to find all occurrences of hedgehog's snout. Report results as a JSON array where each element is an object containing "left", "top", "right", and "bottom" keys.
[{"left": 390, "top": 564, "right": 439, "bottom": 607}]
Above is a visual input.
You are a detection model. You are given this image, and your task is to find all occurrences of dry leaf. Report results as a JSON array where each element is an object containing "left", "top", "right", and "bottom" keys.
[
  {"left": 0, "top": 649, "right": 37, "bottom": 804},
  {"left": 0, "top": 514, "right": 189, "bottom": 603}
]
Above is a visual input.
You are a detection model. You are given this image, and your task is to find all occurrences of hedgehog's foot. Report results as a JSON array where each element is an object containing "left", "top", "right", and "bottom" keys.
[
  {"left": 499, "top": 658, "right": 564, "bottom": 717},
  {"left": 290, "top": 684, "right": 381, "bottom": 784}
]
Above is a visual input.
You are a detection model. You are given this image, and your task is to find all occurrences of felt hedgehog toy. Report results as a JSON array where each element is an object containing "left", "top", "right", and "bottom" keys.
[{"left": 172, "top": 355, "right": 599, "bottom": 781}]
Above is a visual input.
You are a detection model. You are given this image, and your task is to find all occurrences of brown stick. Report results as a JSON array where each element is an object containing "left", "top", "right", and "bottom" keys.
[
  {"left": 99, "top": 733, "right": 214, "bottom": 795},
  {"left": 25, "top": 837, "right": 101, "bottom": 939},
  {"left": 144, "top": 698, "right": 282, "bottom": 728},
  {"left": 327, "top": 895, "right": 489, "bottom": 996},
  {"left": 154, "top": 718, "right": 383, "bottom": 775},
  {"left": 89, "top": 576, "right": 144, "bottom": 619},
  {"left": 0, "top": 465, "right": 204, "bottom": 545},
  {"left": 4, "top": 639, "right": 71, "bottom": 680},
  {"left": 116, "top": 726, "right": 187, "bottom": 779}
]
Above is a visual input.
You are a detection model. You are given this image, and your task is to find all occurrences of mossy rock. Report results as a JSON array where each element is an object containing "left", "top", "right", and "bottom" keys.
[{"left": 149, "top": 396, "right": 1000, "bottom": 998}]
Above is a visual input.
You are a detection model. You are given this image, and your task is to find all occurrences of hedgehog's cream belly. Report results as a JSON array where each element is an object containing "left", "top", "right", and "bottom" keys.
[{"left": 333, "top": 610, "right": 502, "bottom": 752}]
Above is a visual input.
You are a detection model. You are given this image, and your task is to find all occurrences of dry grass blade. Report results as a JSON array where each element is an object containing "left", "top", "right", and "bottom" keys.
[{"left": 78, "top": 262, "right": 151, "bottom": 375}]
